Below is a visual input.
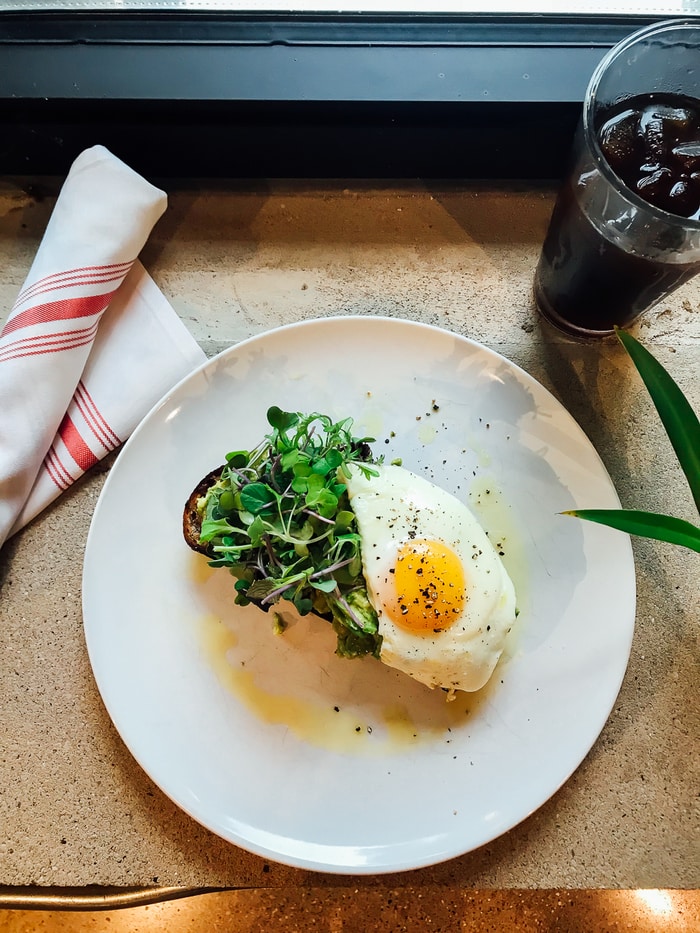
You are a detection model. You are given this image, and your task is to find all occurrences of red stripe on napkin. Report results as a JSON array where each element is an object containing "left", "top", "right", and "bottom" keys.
[
  {"left": 58, "top": 414, "right": 99, "bottom": 473},
  {"left": 0, "top": 323, "right": 99, "bottom": 355},
  {"left": 17, "top": 270, "right": 129, "bottom": 308},
  {"left": 44, "top": 446, "right": 73, "bottom": 492},
  {"left": 0, "top": 324, "right": 100, "bottom": 363},
  {"left": 15, "top": 261, "right": 133, "bottom": 306},
  {"left": 75, "top": 381, "right": 121, "bottom": 450},
  {"left": 1, "top": 291, "right": 117, "bottom": 338}
]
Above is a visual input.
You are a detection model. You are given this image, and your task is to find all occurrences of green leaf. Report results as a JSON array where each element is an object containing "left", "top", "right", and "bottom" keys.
[
  {"left": 247, "top": 514, "right": 266, "bottom": 546},
  {"left": 310, "top": 578, "right": 338, "bottom": 593},
  {"left": 225, "top": 450, "right": 249, "bottom": 468},
  {"left": 349, "top": 554, "right": 363, "bottom": 577},
  {"left": 199, "top": 516, "right": 235, "bottom": 544},
  {"left": 291, "top": 474, "right": 309, "bottom": 494},
  {"left": 335, "top": 531, "right": 361, "bottom": 546},
  {"left": 267, "top": 406, "right": 299, "bottom": 432},
  {"left": 306, "top": 472, "right": 324, "bottom": 494},
  {"left": 280, "top": 448, "right": 300, "bottom": 470},
  {"left": 246, "top": 578, "right": 285, "bottom": 601},
  {"left": 313, "top": 488, "right": 339, "bottom": 518},
  {"left": 563, "top": 508, "right": 700, "bottom": 553},
  {"left": 334, "top": 510, "right": 355, "bottom": 529},
  {"left": 303, "top": 472, "right": 325, "bottom": 505},
  {"left": 294, "top": 594, "right": 314, "bottom": 615},
  {"left": 240, "top": 482, "right": 275, "bottom": 514},
  {"left": 616, "top": 328, "right": 700, "bottom": 514},
  {"left": 228, "top": 563, "right": 252, "bottom": 581},
  {"left": 296, "top": 520, "right": 315, "bottom": 541},
  {"left": 311, "top": 448, "right": 344, "bottom": 475}
]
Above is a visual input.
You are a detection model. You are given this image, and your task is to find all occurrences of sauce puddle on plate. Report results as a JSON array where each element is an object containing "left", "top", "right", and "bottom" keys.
[
  {"left": 468, "top": 474, "right": 529, "bottom": 663},
  {"left": 196, "top": 603, "right": 498, "bottom": 757}
]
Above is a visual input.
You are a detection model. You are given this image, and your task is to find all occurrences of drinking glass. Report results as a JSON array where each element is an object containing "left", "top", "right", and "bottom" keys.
[{"left": 533, "top": 19, "right": 700, "bottom": 338}]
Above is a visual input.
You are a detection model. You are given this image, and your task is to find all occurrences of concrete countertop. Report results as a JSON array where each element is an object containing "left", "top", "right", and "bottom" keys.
[{"left": 0, "top": 177, "right": 698, "bottom": 891}]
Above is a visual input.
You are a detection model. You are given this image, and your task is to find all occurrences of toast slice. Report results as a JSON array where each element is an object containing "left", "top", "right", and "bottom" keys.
[
  {"left": 182, "top": 467, "right": 224, "bottom": 555},
  {"left": 179, "top": 406, "right": 382, "bottom": 659}
]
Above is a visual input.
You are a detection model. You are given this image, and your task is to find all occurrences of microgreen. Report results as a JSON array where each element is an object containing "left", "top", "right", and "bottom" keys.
[
  {"left": 198, "top": 407, "right": 384, "bottom": 657},
  {"left": 564, "top": 329, "right": 700, "bottom": 553}
]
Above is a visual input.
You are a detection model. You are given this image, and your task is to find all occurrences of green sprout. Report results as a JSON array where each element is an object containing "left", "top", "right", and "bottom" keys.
[
  {"left": 563, "top": 328, "right": 700, "bottom": 553},
  {"left": 197, "top": 406, "right": 384, "bottom": 658}
]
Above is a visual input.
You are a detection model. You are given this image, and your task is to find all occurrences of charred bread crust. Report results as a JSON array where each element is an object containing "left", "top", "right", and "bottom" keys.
[
  {"left": 182, "top": 465, "right": 275, "bottom": 617},
  {"left": 182, "top": 466, "right": 225, "bottom": 554}
]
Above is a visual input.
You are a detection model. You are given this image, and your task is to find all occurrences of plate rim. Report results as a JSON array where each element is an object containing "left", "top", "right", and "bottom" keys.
[{"left": 82, "top": 314, "right": 636, "bottom": 874}]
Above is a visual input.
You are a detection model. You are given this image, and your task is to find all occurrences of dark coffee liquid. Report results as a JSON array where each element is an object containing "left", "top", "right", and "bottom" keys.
[
  {"left": 535, "top": 93, "right": 700, "bottom": 336},
  {"left": 598, "top": 94, "right": 700, "bottom": 220},
  {"left": 535, "top": 178, "right": 700, "bottom": 334}
]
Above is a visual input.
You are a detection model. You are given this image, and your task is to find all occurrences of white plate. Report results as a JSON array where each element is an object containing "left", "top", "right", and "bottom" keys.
[{"left": 83, "top": 316, "right": 635, "bottom": 874}]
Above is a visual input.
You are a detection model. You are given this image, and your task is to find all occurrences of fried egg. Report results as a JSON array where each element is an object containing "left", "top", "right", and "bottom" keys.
[{"left": 345, "top": 463, "right": 517, "bottom": 693}]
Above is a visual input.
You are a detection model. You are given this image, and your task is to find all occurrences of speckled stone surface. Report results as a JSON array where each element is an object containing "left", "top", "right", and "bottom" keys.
[
  {"left": 0, "top": 178, "right": 698, "bottom": 891},
  {"left": 1, "top": 888, "right": 700, "bottom": 932}
]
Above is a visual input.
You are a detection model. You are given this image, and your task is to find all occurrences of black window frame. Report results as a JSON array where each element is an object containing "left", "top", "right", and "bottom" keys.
[{"left": 0, "top": 10, "right": 693, "bottom": 179}]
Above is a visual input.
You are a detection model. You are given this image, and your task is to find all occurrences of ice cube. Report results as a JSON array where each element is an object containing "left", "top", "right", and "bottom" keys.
[
  {"left": 671, "top": 141, "right": 700, "bottom": 174},
  {"left": 598, "top": 108, "right": 640, "bottom": 175},
  {"left": 667, "top": 179, "right": 698, "bottom": 217},
  {"left": 636, "top": 167, "right": 673, "bottom": 209},
  {"left": 640, "top": 114, "right": 666, "bottom": 164},
  {"left": 639, "top": 104, "right": 694, "bottom": 165},
  {"left": 640, "top": 104, "right": 694, "bottom": 133}
]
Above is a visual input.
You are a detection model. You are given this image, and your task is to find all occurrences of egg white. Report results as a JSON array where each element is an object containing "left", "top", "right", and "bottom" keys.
[{"left": 345, "top": 463, "right": 517, "bottom": 693}]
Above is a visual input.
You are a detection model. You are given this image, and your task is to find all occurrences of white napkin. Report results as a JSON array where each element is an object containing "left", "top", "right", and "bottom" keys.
[{"left": 0, "top": 146, "right": 206, "bottom": 547}]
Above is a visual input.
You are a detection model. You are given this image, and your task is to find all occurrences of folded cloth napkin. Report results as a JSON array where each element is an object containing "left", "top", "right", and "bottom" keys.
[
  {"left": 0, "top": 145, "right": 206, "bottom": 548},
  {"left": 8, "top": 260, "right": 206, "bottom": 537}
]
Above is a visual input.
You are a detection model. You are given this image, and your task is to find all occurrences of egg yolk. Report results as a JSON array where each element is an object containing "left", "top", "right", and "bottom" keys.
[{"left": 387, "top": 538, "right": 467, "bottom": 634}]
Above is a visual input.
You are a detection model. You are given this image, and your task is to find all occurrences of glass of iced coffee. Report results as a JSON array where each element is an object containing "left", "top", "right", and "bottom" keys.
[{"left": 533, "top": 19, "right": 700, "bottom": 338}]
